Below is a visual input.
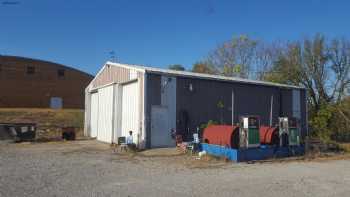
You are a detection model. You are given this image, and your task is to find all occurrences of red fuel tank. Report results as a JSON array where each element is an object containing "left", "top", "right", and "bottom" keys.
[
  {"left": 203, "top": 125, "right": 239, "bottom": 148},
  {"left": 259, "top": 126, "right": 279, "bottom": 145}
]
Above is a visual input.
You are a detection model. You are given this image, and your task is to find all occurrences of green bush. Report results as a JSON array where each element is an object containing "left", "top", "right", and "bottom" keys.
[{"left": 309, "top": 105, "right": 334, "bottom": 142}]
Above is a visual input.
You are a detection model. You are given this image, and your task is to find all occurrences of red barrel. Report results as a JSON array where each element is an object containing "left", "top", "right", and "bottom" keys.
[
  {"left": 259, "top": 126, "right": 279, "bottom": 145},
  {"left": 203, "top": 125, "right": 239, "bottom": 148}
]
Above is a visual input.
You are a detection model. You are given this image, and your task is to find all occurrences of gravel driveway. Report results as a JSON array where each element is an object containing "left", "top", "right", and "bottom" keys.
[{"left": 1, "top": 140, "right": 350, "bottom": 197}]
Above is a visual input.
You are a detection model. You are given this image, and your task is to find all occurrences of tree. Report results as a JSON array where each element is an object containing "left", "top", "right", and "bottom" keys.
[
  {"left": 168, "top": 64, "right": 185, "bottom": 71},
  {"left": 255, "top": 42, "right": 284, "bottom": 80},
  {"left": 205, "top": 35, "right": 258, "bottom": 78},
  {"left": 330, "top": 97, "right": 350, "bottom": 141},
  {"left": 267, "top": 34, "right": 350, "bottom": 112},
  {"left": 264, "top": 34, "right": 350, "bottom": 140},
  {"left": 192, "top": 62, "right": 217, "bottom": 74},
  {"left": 328, "top": 38, "right": 350, "bottom": 103}
]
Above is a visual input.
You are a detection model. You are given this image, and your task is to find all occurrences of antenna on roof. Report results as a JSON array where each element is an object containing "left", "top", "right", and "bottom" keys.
[{"left": 109, "top": 50, "right": 116, "bottom": 63}]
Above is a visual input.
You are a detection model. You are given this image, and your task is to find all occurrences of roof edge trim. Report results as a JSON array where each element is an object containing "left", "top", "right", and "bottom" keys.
[{"left": 106, "top": 61, "right": 305, "bottom": 90}]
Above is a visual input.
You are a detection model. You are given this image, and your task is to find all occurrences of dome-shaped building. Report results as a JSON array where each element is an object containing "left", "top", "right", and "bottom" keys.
[{"left": 0, "top": 55, "right": 93, "bottom": 109}]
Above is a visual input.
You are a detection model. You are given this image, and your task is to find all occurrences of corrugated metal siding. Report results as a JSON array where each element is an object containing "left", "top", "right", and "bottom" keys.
[
  {"left": 280, "top": 89, "right": 293, "bottom": 117},
  {"left": 145, "top": 74, "right": 161, "bottom": 148},
  {"left": 91, "top": 65, "right": 144, "bottom": 116},
  {"left": 292, "top": 90, "right": 301, "bottom": 119},
  {"left": 147, "top": 76, "right": 177, "bottom": 148},
  {"left": 92, "top": 65, "right": 130, "bottom": 88},
  {"left": 145, "top": 73, "right": 306, "bottom": 147},
  {"left": 178, "top": 76, "right": 305, "bottom": 141},
  {"left": 148, "top": 74, "right": 161, "bottom": 105},
  {"left": 175, "top": 77, "right": 283, "bottom": 139},
  {"left": 138, "top": 72, "right": 144, "bottom": 145},
  {"left": 300, "top": 89, "right": 308, "bottom": 137}
]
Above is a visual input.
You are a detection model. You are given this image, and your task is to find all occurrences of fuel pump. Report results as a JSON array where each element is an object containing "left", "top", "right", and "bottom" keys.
[
  {"left": 278, "top": 117, "right": 289, "bottom": 147},
  {"left": 278, "top": 117, "right": 300, "bottom": 147},
  {"left": 288, "top": 117, "right": 300, "bottom": 146},
  {"left": 239, "top": 116, "right": 260, "bottom": 148}
]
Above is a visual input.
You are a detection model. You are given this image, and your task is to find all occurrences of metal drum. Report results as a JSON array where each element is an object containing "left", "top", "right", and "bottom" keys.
[{"left": 203, "top": 125, "right": 240, "bottom": 149}]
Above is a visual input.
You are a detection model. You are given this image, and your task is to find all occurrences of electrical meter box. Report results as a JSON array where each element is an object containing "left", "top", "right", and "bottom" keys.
[
  {"left": 239, "top": 116, "right": 260, "bottom": 148},
  {"left": 278, "top": 117, "right": 300, "bottom": 146}
]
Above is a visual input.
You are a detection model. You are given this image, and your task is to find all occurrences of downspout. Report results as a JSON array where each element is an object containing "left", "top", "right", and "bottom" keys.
[
  {"left": 143, "top": 72, "right": 148, "bottom": 149},
  {"left": 279, "top": 88, "right": 283, "bottom": 117},
  {"left": 231, "top": 90, "right": 235, "bottom": 125},
  {"left": 270, "top": 94, "right": 274, "bottom": 127}
]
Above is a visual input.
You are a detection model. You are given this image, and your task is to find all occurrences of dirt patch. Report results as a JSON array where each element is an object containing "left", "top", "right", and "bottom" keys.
[
  {"left": 138, "top": 147, "right": 185, "bottom": 157},
  {"left": 303, "top": 152, "right": 350, "bottom": 162},
  {"left": 183, "top": 155, "right": 230, "bottom": 169},
  {"left": 2, "top": 140, "right": 350, "bottom": 197}
]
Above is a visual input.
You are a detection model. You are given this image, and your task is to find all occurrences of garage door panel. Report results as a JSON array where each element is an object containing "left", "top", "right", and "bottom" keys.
[
  {"left": 90, "top": 93, "right": 99, "bottom": 138},
  {"left": 97, "top": 85, "right": 114, "bottom": 143},
  {"left": 121, "top": 82, "right": 140, "bottom": 144}
]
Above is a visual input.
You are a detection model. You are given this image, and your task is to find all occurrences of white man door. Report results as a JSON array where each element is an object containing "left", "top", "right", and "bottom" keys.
[{"left": 151, "top": 106, "right": 175, "bottom": 147}]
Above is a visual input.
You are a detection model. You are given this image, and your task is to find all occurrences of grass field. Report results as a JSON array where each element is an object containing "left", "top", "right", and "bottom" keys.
[{"left": 0, "top": 108, "right": 84, "bottom": 139}]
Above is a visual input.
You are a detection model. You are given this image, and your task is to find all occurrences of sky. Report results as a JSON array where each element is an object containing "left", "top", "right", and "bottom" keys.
[{"left": 1, "top": 0, "right": 350, "bottom": 75}]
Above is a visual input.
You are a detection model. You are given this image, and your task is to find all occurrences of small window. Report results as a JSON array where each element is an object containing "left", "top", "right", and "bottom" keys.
[
  {"left": 58, "top": 69, "right": 65, "bottom": 77},
  {"left": 27, "top": 66, "right": 35, "bottom": 74}
]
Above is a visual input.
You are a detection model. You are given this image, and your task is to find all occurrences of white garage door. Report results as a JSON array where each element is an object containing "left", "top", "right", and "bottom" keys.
[
  {"left": 90, "top": 92, "right": 99, "bottom": 138},
  {"left": 97, "top": 85, "right": 114, "bottom": 143},
  {"left": 121, "top": 81, "right": 140, "bottom": 144}
]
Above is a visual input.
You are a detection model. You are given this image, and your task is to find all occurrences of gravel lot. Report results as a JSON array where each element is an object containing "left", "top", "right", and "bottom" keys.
[{"left": 1, "top": 140, "right": 350, "bottom": 197}]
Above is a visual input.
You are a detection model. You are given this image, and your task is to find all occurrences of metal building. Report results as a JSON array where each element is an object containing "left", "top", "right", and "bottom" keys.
[
  {"left": 84, "top": 62, "right": 307, "bottom": 149},
  {"left": 0, "top": 55, "right": 93, "bottom": 109}
]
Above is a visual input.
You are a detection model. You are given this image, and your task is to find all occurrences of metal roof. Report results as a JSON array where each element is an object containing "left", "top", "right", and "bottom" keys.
[{"left": 106, "top": 61, "right": 304, "bottom": 89}]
